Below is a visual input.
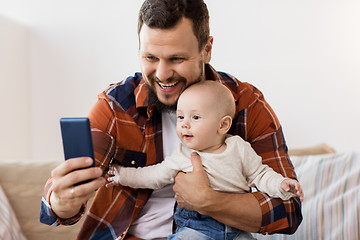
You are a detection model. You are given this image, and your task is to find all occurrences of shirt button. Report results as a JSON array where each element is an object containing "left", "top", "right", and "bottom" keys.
[{"left": 131, "top": 160, "right": 136, "bottom": 165}]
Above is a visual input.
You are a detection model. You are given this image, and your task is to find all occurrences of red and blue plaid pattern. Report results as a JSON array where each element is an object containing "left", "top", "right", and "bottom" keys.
[{"left": 40, "top": 65, "right": 302, "bottom": 239}]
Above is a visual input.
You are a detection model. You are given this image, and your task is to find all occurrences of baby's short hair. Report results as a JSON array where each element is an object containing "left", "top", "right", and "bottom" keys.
[{"left": 182, "top": 81, "right": 236, "bottom": 118}]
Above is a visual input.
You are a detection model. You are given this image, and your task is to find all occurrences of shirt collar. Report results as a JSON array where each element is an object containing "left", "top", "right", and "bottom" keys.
[
  {"left": 205, "top": 64, "right": 240, "bottom": 101},
  {"left": 133, "top": 79, "right": 154, "bottom": 118},
  {"left": 205, "top": 64, "right": 222, "bottom": 81}
]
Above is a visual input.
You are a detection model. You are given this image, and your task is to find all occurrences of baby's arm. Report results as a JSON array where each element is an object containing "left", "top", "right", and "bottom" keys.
[
  {"left": 105, "top": 161, "right": 178, "bottom": 189},
  {"left": 281, "top": 178, "right": 304, "bottom": 202},
  {"left": 241, "top": 139, "right": 303, "bottom": 201}
]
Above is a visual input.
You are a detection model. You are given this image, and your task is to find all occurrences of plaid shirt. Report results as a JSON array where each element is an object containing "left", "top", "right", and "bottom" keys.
[{"left": 40, "top": 64, "right": 302, "bottom": 239}]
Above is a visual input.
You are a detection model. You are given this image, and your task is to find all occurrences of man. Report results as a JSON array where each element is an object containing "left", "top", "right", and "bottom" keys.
[{"left": 40, "top": 0, "right": 302, "bottom": 239}]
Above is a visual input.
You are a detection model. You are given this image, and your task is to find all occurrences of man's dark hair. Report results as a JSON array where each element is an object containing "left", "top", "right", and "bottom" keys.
[{"left": 138, "top": 0, "right": 210, "bottom": 51}]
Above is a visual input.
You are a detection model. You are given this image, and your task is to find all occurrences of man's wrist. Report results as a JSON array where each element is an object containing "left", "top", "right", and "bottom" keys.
[
  {"left": 50, "top": 192, "right": 82, "bottom": 219},
  {"left": 196, "top": 190, "right": 262, "bottom": 232},
  {"left": 196, "top": 187, "right": 219, "bottom": 216}
]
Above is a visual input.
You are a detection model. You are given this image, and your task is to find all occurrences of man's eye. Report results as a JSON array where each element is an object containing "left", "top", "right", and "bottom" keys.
[
  {"left": 171, "top": 57, "right": 185, "bottom": 63},
  {"left": 145, "top": 56, "right": 157, "bottom": 61}
]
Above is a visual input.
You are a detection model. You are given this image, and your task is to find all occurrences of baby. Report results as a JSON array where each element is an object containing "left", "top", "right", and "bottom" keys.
[{"left": 106, "top": 81, "right": 303, "bottom": 240}]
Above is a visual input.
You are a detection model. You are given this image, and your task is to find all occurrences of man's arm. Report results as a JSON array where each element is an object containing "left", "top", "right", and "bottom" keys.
[
  {"left": 173, "top": 153, "right": 262, "bottom": 232},
  {"left": 40, "top": 97, "right": 117, "bottom": 225},
  {"left": 174, "top": 134, "right": 302, "bottom": 234},
  {"left": 230, "top": 79, "right": 302, "bottom": 234},
  {"left": 40, "top": 157, "right": 105, "bottom": 225}
]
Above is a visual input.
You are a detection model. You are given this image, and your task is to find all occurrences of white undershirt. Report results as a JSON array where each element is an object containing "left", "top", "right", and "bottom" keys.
[{"left": 127, "top": 111, "right": 179, "bottom": 240}]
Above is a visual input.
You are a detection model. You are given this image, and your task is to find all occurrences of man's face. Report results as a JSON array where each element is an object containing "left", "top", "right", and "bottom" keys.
[{"left": 139, "top": 17, "right": 212, "bottom": 108}]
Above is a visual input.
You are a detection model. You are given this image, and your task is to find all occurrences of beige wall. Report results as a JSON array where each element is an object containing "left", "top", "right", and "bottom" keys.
[{"left": 0, "top": 15, "right": 30, "bottom": 160}]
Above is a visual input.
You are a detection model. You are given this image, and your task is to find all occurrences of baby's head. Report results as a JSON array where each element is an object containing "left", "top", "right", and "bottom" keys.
[{"left": 176, "top": 81, "right": 236, "bottom": 153}]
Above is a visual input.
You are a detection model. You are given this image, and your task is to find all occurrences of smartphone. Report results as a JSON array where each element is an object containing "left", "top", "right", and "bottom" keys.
[{"left": 60, "top": 117, "right": 95, "bottom": 185}]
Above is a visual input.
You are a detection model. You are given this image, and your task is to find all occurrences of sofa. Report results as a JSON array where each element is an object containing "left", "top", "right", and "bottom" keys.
[
  {"left": 254, "top": 149, "right": 360, "bottom": 240},
  {"left": 0, "top": 159, "right": 84, "bottom": 240},
  {"left": 0, "top": 144, "right": 359, "bottom": 240}
]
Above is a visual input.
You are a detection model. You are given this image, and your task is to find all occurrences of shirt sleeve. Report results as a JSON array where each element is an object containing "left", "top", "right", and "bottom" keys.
[{"left": 234, "top": 83, "right": 302, "bottom": 234}]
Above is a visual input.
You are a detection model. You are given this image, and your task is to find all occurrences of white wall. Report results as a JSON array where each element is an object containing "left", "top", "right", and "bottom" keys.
[
  {"left": 0, "top": 0, "right": 359, "bottom": 161},
  {"left": 0, "top": 15, "right": 30, "bottom": 160},
  {"left": 207, "top": 1, "right": 360, "bottom": 152}
]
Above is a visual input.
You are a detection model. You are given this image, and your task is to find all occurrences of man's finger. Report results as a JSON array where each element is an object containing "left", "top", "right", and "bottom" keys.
[
  {"left": 51, "top": 157, "right": 93, "bottom": 178},
  {"left": 190, "top": 152, "right": 204, "bottom": 172}
]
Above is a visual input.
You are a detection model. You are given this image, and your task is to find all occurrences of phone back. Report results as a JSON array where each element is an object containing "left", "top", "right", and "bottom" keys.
[{"left": 60, "top": 118, "right": 95, "bottom": 162}]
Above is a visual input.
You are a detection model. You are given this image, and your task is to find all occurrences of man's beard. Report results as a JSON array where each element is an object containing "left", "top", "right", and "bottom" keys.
[
  {"left": 147, "top": 84, "right": 177, "bottom": 112},
  {"left": 145, "top": 60, "right": 205, "bottom": 113},
  {"left": 146, "top": 76, "right": 203, "bottom": 113}
]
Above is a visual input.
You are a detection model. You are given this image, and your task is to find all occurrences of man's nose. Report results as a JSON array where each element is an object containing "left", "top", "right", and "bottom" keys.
[{"left": 156, "top": 60, "right": 173, "bottom": 82}]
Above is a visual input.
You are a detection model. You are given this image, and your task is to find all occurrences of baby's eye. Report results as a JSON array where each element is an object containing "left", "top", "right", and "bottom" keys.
[
  {"left": 177, "top": 115, "right": 184, "bottom": 120},
  {"left": 192, "top": 115, "right": 200, "bottom": 120}
]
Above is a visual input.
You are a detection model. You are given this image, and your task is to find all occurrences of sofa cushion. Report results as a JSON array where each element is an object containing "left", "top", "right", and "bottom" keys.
[
  {"left": 0, "top": 159, "right": 85, "bottom": 240},
  {"left": 254, "top": 152, "right": 360, "bottom": 239}
]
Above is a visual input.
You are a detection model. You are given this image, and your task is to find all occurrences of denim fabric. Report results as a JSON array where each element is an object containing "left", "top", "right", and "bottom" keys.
[
  {"left": 168, "top": 227, "right": 211, "bottom": 240},
  {"left": 168, "top": 207, "right": 247, "bottom": 240}
]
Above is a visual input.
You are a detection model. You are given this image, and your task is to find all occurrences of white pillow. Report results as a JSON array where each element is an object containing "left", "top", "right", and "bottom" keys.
[
  {"left": 254, "top": 152, "right": 360, "bottom": 240},
  {"left": 0, "top": 185, "right": 27, "bottom": 240}
]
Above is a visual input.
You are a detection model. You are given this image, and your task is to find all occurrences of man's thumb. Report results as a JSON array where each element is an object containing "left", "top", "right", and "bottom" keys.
[{"left": 190, "top": 152, "right": 203, "bottom": 172}]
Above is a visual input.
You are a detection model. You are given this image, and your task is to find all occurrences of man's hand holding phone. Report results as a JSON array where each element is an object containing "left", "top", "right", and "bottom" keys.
[
  {"left": 49, "top": 118, "right": 105, "bottom": 219},
  {"left": 50, "top": 157, "right": 105, "bottom": 219}
]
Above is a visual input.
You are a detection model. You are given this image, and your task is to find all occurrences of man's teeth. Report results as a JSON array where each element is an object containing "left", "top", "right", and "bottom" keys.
[{"left": 157, "top": 81, "right": 179, "bottom": 89}]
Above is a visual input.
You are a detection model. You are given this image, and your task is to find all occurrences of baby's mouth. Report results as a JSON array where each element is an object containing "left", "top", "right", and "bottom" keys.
[{"left": 183, "top": 134, "right": 193, "bottom": 140}]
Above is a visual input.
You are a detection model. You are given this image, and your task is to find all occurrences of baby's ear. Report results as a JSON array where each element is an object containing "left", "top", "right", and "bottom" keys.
[{"left": 218, "top": 116, "right": 232, "bottom": 135}]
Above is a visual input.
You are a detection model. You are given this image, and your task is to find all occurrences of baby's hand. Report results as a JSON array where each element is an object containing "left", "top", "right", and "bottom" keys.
[
  {"left": 281, "top": 178, "right": 304, "bottom": 202},
  {"left": 105, "top": 164, "right": 122, "bottom": 188}
]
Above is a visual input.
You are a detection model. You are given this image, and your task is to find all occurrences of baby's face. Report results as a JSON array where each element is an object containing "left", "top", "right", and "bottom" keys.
[{"left": 176, "top": 89, "right": 224, "bottom": 152}]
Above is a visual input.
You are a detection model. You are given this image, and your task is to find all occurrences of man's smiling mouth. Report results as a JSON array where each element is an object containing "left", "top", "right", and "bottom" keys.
[{"left": 156, "top": 80, "right": 180, "bottom": 89}]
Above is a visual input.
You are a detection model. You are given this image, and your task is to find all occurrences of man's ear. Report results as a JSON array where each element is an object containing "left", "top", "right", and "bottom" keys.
[
  {"left": 203, "top": 36, "right": 213, "bottom": 64},
  {"left": 218, "top": 115, "right": 232, "bottom": 135}
]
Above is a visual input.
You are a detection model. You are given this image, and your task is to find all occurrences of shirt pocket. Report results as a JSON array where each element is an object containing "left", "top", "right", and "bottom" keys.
[{"left": 113, "top": 148, "right": 147, "bottom": 168}]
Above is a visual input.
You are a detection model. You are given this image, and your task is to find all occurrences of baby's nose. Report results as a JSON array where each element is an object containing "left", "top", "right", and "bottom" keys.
[{"left": 181, "top": 121, "right": 190, "bottom": 129}]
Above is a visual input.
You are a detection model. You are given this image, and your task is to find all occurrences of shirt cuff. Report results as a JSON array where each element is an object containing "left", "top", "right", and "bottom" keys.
[{"left": 251, "top": 191, "right": 290, "bottom": 234}]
